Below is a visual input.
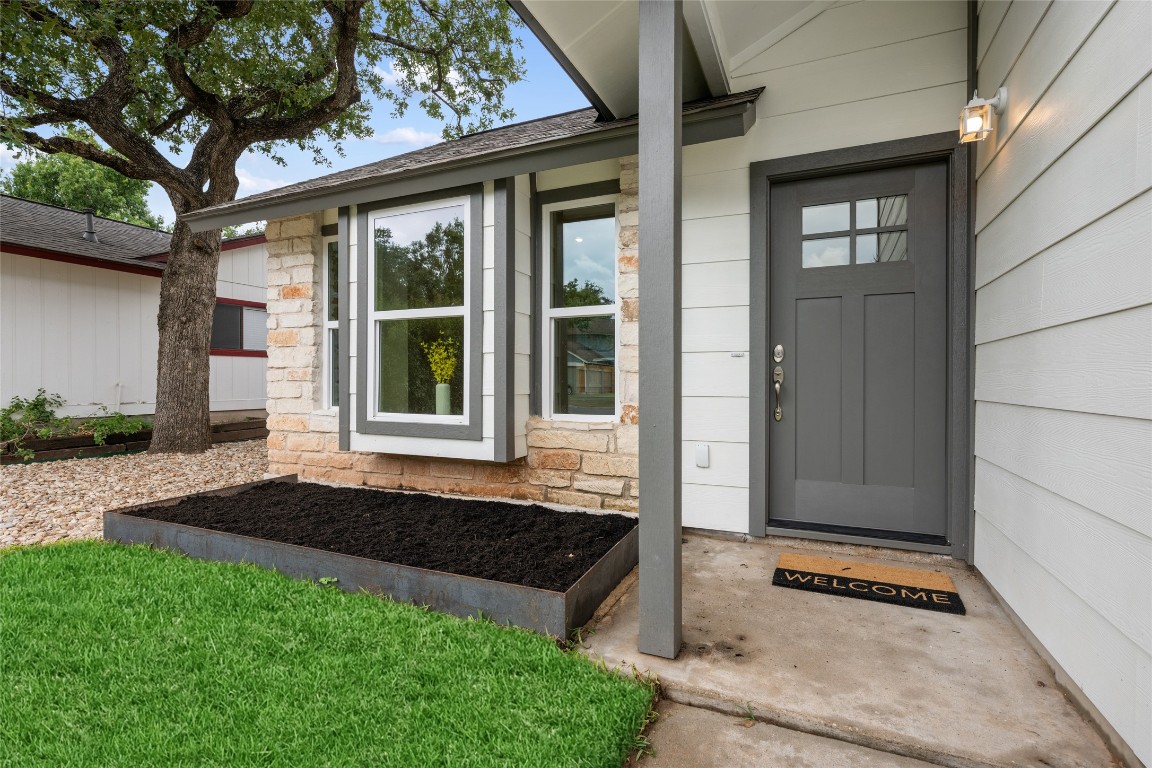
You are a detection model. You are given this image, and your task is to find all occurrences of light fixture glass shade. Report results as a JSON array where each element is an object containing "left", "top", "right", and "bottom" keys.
[{"left": 959, "top": 102, "right": 993, "bottom": 143}]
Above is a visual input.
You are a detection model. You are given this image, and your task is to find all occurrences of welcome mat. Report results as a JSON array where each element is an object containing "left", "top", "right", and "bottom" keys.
[{"left": 772, "top": 553, "right": 966, "bottom": 615}]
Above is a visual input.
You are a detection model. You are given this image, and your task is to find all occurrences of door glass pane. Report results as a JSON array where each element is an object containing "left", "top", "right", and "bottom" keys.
[
  {"left": 554, "top": 315, "right": 615, "bottom": 416},
  {"left": 802, "top": 236, "right": 850, "bottom": 268},
  {"left": 377, "top": 316, "right": 465, "bottom": 416},
  {"left": 877, "top": 231, "right": 908, "bottom": 262},
  {"left": 374, "top": 203, "right": 465, "bottom": 311},
  {"left": 326, "top": 241, "right": 339, "bottom": 322},
  {"left": 553, "top": 205, "right": 616, "bottom": 308},
  {"left": 856, "top": 234, "right": 877, "bottom": 264},
  {"left": 877, "top": 195, "right": 908, "bottom": 227},
  {"left": 802, "top": 202, "right": 850, "bottom": 234},
  {"left": 856, "top": 199, "right": 878, "bottom": 229}
]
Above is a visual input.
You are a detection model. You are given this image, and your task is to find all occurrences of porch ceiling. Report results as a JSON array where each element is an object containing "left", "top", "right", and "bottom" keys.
[{"left": 513, "top": 0, "right": 840, "bottom": 119}]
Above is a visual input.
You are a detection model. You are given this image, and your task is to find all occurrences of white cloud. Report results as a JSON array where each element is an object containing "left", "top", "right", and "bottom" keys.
[
  {"left": 235, "top": 167, "right": 291, "bottom": 195},
  {"left": 369, "top": 127, "right": 441, "bottom": 147},
  {"left": 375, "top": 63, "right": 400, "bottom": 86}
]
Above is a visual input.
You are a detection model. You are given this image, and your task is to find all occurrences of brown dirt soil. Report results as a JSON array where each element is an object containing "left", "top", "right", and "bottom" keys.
[{"left": 126, "top": 481, "right": 636, "bottom": 592}]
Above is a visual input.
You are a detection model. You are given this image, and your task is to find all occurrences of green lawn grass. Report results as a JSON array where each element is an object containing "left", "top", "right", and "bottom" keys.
[{"left": 0, "top": 541, "right": 653, "bottom": 767}]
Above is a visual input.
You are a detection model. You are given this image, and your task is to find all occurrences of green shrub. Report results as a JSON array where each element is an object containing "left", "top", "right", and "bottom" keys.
[
  {"left": 0, "top": 389, "right": 71, "bottom": 460},
  {"left": 0, "top": 391, "right": 151, "bottom": 460}
]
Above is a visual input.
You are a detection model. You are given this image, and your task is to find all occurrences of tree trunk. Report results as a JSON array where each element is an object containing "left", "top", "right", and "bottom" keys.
[{"left": 148, "top": 220, "right": 222, "bottom": 453}]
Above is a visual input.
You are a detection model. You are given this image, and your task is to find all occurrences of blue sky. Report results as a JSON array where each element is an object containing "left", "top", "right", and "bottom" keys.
[{"left": 143, "top": 31, "right": 589, "bottom": 227}]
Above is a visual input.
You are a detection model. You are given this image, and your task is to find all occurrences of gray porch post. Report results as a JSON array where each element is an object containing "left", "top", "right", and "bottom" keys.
[{"left": 637, "top": 0, "right": 683, "bottom": 659}]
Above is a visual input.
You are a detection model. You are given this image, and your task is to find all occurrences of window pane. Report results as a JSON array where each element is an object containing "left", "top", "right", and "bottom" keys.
[
  {"left": 242, "top": 308, "right": 267, "bottom": 351},
  {"left": 326, "top": 240, "right": 339, "bottom": 322},
  {"left": 377, "top": 316, "right": 464, "bottom": 416},
  {"left": 877, "top": 231, "right": 908, "bottom": 262},
  {"left": 856, "top": 199, "right": 878, "bottom": 229},
  {"left": 802, "top": 236, "right": 850, "bottom": 268},
  {"left": 329, "top": 328, "right": 339, "bottom": 408},
  {"left": 802, "top": 202, "right": 849, "bottom": 235},
  {"left": 553, "top": 315, "right": 615, "bottom": 416},
  {"left": 374, "top": 204, "right": 465, "bottom": 311},
  {"left": 553, "top": 206, "right": 615, "bottom": 308},
  {"left": 210, "top": 303, "right": 242, "bottom": 350},
  {"left": 856, "top": 234, "right": 877, "bottom": 264},
  {"left": 877, "top": 195, "right": 908, "bottom": 227}
]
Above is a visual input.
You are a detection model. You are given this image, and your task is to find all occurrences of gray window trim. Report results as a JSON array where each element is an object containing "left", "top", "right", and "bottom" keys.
[
  {"left": 531, "top": 179, "right": 622, "bottom": 415},
  {"left": 337, "top": 206, "right": 351, "bottom": 450},
  {"left": 493, "top": 177, "right": 517, "bottom": 462},
  {"left": 748, "top": 131, "right": 974, "bottom": 561},
  {"left": 355, "top": 185, "right": 484, "bottom": 440}
]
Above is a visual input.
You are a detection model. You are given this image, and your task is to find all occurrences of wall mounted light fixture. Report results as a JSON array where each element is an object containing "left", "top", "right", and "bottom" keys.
[{"left": 959, "top": 87, "right": 1007, "bottom": 143}]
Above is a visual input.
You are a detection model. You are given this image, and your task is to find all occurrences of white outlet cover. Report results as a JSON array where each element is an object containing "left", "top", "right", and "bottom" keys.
[{"left": 695, "top": 443, "right": 710, "bottom": 468}]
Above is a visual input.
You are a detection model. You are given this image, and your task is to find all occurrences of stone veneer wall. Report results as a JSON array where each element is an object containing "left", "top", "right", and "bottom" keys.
[{"left": 265, "top": 157, "right": 639, "bottom": 513}]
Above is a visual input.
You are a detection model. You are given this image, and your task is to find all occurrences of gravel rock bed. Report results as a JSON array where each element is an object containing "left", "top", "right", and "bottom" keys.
[{"left": 0, "top": 441, "right": 268, "bottom": 549}]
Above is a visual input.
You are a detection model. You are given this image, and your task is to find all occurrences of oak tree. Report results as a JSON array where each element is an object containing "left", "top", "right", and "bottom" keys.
[{"left": 1, "top": 0, "right": 523, "bottom": 451}]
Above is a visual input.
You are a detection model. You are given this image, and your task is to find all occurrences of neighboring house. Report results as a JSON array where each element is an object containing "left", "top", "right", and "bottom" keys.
[
  {"left": 184, "top": 2, "right": 1151, "bottom": 765},
  {"left": 0, "top": 195, "right": 269, "bottom": 416}
]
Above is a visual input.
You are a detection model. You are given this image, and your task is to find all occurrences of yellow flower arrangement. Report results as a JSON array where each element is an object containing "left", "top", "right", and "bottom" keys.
[{"left": 421, "top": 333, "right": 460, "bottom": 384}]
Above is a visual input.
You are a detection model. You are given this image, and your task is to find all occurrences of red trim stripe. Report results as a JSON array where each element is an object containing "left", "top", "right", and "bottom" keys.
[
  {"left": 2, "top": 242, "right": 164, "bottom": 278},
  {"left": 210, "top": 349, "right": 268, "bottom": 358},
  {"left": 215, "top": 297, "right": 267, "bottom": 309}
]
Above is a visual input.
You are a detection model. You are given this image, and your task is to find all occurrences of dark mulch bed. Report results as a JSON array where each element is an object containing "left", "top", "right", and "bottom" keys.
[{"left": 125, "top": 482, "right": 636, "bottom": 592}]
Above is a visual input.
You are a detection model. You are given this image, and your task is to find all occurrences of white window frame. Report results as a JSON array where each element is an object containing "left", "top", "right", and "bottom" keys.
[
  {"left": 540, "top": 194, "right": 620, "bottom": 422},
  {"left": 321, "top": 235, "right": 339, "bottom": 411},
  {"left": 365, "top": 195, "right": 472, "bottom": 426}
]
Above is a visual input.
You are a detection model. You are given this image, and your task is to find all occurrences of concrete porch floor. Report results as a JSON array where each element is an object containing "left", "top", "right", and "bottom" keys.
[{"left": 584, "top": 534, "right": 1118, "bottom": 768}]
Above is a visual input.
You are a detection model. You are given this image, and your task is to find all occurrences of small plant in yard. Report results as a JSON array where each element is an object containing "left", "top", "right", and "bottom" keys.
[
  {"left": 0, "top": 389, "right": 70, "bottom": 460},
  {"left": 0, "top": 390, "right": 149, "bottom": 460},
  {"left": 421, "top": 332, "right": 460, "bottom": 384},
  {"left": 79, "top": 407, "right": 149, "bottom": 446}
]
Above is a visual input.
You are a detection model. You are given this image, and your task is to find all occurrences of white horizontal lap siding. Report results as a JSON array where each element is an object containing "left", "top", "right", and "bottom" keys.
[
  {"left": 0, "top": 252, "right": 160, "bottom": 416},
  {"left": 974, "top": 3, "right": 1152, "bottom": 764},
  {"left": 216, "top": 243, "right": 268, "bottom": 304},
  {"left": 676, "top": 0, "right": 965, "bottom": 535}
]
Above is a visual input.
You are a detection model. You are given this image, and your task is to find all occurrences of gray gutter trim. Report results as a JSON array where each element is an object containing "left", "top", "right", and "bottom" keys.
[
  {"left": 507, "top": 1, "right": 616, "bottom": 121},
  {"left": 184, "top": 99, "right": 758, "bottom": 232},
  {"left": 337, "top": 206, "right": 351, "bottom": 450},
  {"left": 493, "top": 177, "right": 516, "bottom": 462},
  {"left": 355, "top": 185, "right": 484, "bottom": 441}
]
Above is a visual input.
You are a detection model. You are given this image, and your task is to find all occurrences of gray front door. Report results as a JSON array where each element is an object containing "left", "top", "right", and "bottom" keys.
[{"left": 768, "top": 162, "right": 949, "bottom": 544}]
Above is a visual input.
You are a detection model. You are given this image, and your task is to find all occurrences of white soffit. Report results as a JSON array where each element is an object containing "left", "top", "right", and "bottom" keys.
[{"left": 517, "top": 0, "right": 716, "bottom": 119}]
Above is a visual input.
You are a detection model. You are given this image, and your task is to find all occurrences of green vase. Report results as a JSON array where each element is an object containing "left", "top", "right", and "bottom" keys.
[{"left": 435, "top": 383, "right": 451, "bottom": 415}]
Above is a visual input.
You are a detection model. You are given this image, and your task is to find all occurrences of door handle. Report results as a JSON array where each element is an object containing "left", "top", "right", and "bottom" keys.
[{"left": 773, "top": 366, "right": 784, "bottom": 421}]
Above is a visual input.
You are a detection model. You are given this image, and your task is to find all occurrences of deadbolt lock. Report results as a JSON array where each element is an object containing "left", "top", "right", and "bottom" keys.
[{"left": 773, "top": 344, "right": 785, "bottom": 363}]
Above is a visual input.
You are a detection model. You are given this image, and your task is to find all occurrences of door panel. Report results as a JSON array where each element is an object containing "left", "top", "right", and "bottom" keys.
[{"left": 768, "top": 162, "right": 949, "bottom": 543}]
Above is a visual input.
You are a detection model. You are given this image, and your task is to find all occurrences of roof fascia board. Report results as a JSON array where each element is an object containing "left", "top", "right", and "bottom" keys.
[
  {"left": 1, "top": 242, "right": 164, "bottom": 277},
  {"left": 684, "top": 0, "right": 730, "bottom": 97},
  {"left": 508, "top": 1, "right": 617, "bottom": 121},
  {"left": 185, "top": 100, "right": 756, "bottom": 232}
]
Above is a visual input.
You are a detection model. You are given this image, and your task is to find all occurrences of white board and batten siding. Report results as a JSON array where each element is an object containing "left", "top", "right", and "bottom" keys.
[
  {"left": 973, "top": 2, "right": 1152, "bottom": 763},
  {"left": 677, "top": 1, "right": 967, "bottom": 533},
  {"left": 0, "top": 245, "right": 269, "bottom": 416}
]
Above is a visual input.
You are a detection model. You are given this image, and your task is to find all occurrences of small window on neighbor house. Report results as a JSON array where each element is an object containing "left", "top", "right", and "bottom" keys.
[
  {"left": 546, "top": 203, "right": 617, "bottom": 418},
  {"left": 211, "top": 302, "right": 267, "bottom": 353},
  {"left": 324, "top": 239, "right": 339, "bottom": 408}
]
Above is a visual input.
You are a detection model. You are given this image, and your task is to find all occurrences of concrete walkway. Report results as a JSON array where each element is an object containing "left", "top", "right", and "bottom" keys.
[{"left": 585, "top": 534, "right": 1117, "bottom": 768}]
